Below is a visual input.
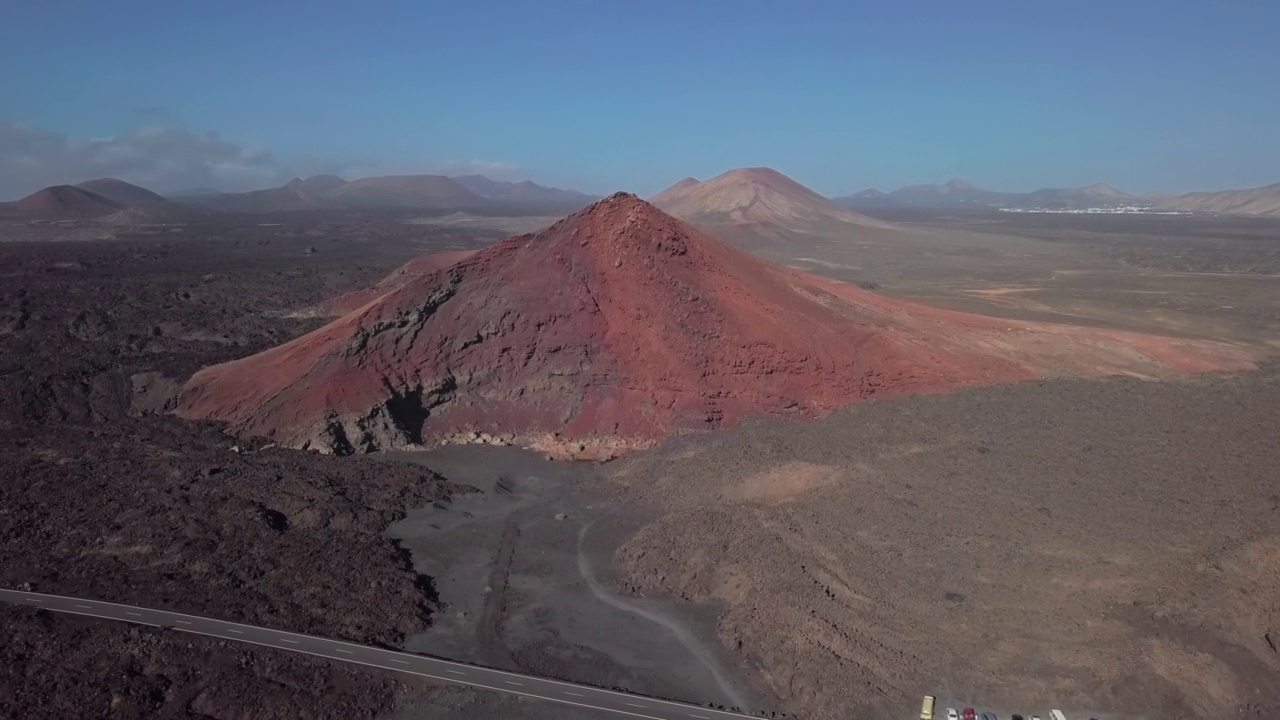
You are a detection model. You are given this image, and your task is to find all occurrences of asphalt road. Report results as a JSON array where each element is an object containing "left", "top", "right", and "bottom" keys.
[{"left": 0, "top": 589, "right": 765, "bottom": 720}]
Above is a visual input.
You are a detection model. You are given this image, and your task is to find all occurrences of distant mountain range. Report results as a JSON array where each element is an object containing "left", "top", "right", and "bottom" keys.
[
  {"left": 1, "top": 173, "right": 598, "bottom": 222},
  {"left": 6, "top": 173, "right": 1279, "bottom": 222},
  {"left": 452, "top": 175, "right": 597, "bottom": 207},
  {"left": 834, "top": 178, "right": 1280, "bottom": 216},
  {"left": 834, "top": 179, "right": 1141, "bottom": 211},
  {"left": 173, "top": 174, "right": 598, "bottom": 214},
  {"left": 75, "top": 178, "right": 169, "bottom": 207},
  {"left": 835, "top": 188, "right": 906, "bottom": 209}
]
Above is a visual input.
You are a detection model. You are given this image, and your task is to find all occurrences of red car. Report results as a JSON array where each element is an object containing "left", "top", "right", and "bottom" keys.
[{"left": 962, "top": 709, "right": 977, "bottom": 720}]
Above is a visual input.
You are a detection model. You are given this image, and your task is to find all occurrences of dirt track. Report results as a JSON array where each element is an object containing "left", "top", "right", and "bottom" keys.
[{"left": 383, "top": 445, "right": 773, "bottom": 716}]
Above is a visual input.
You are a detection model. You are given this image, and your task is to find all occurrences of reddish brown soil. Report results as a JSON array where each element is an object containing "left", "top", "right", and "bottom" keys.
[
  {"left": 176, "top": 194, "right": 1255, "bottom": 459},
  {"left": 15, "top": 185, "right": 123, "bottom": 219}
]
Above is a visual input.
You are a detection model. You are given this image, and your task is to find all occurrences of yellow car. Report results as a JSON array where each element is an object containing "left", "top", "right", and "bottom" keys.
[{"left": 920, "top": 695, "right": 936, "bottom": 720}]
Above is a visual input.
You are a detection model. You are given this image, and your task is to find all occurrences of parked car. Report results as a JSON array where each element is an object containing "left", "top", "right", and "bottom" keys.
[
  {"left": 947, "top": 709, "right": 960, "bottom": 720},
  {"left": 1011, "top": 715, "right": 1024, "bottom": 720},
  {"left": 980, "top": 713, "right": 997, "bottom": 720},
  {"left": 963, "top": 709, "right": 977, "bottom": 720},
  {"left": 919, "top": 695, "right": 936, "bottom": 720}
]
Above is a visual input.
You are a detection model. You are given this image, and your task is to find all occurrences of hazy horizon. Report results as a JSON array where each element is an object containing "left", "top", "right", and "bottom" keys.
[
  {"left": 3, "top": 1, "right": 1278, "bottom": 201},
  {"left": 9, "top": 163, "right": 1264, "bottom": 204}
]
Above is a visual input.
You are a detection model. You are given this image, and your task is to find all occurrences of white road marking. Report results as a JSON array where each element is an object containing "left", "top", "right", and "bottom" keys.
[
  {"left": 627, "top": 703, "right": 646, "bottom": 708},
  {"left": 175, "top": 620, "right": 191, "bottom": 625},
  {"left": 391, "top": 659, "right": 408, "bottom": 665},
  {"left": 24, "top": 598, "right": 42, "bottom": 602},
  {"left": 126, "top": 612, "right": 141, "bottom": 617},
  {"left": 446, "top": 669, "right": 466, "bottom": 675},
  {"left": 281, "top": 639, "right": 298, "bottom": 644},
  {"left": 690, "top": 715, "right": 711, "bottom": 719},
  {"left": 227, "top": 629, "right": 243, "bottom": 634},
  {"left": 336, "top": 649, "right": 353, "bottom": 654},
  {"left": 75, "top": 604, "right": 91, "bottom": 609},
  {"left": 505, "top": 680, "right": 524, "bottom": 686},
  {"left": 564, "top": 691, "right": 584, "bottom": 697}
]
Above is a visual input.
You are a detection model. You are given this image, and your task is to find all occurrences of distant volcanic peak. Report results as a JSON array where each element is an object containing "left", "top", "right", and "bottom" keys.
[
  {"left": 74, "top": 178, "right": 168, "bottom": 206},
  {"left": 709, "top": 167, "right": 823, "bottom": 197},
  {"left": 1083, "top": 182, "right": 1129, "bottom": 196},
  {"left": 652, "top": 167, "right": 889, "bottom": 229},
  {"left": 718, "top": 166, "right": 791, "bottom": 183},
  {"left": 16, "top": 185, "right": 123, "bottom": 218}
]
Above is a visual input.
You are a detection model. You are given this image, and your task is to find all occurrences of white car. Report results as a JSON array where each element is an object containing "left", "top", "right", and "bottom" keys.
[{"left": 947, "top": 709, "right": 960, "bottom": 720}]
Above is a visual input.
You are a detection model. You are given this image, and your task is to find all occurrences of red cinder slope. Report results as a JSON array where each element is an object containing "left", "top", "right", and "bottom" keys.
[{"left": 176, "top": 193, "right": 1252, "bottom": 459}]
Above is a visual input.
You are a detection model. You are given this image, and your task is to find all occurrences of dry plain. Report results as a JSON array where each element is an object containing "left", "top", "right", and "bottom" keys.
[{"left": 1, "top": 208, "right": 1277, "bottom": 719}]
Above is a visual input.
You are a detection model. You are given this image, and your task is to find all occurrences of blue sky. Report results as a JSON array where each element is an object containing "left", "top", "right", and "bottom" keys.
[{"left": 2, "top": 0, "right": 1278, "bottom": 197}]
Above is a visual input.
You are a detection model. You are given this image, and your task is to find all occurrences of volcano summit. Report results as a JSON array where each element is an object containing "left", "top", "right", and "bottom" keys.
[
  {"left": 651, "top": 167, "right": 890, "bottom": 230},
  {"left": 176, "top": 193, "right": 1251, "bottom": 459}
]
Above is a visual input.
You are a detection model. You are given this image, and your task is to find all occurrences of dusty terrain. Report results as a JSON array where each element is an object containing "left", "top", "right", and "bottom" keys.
[
  {"left": 609, "top": 366, "right": 1280, "bottom": 720},
  {"left": 591, "top": 208, "right": 1280, "bottom": 719},
  {"left": 0, "top": 212, "right": 775, "bottom": 720},
  {"left": 730, "top": 208, "right": 1280, "bottom": 349},
  {"left": 3, "top": 206, "right": 1279, "bottom": 720},
  {"left": 175, "top": 194, "right": 1252, "bottom": 462},
  {"left": 837, "top": 179, "right": 1138, "bottom": 211}
]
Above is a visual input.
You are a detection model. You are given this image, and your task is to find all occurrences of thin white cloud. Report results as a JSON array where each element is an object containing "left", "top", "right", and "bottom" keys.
[
  {"left": 0, "top": 122, "right": 369, "bottom": 199},
  {"left": 0, "top": 122, "right": 537, "bottom": 200},
  {"left": 434, "top": 159, "right": 521, "bottom": 178}
]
